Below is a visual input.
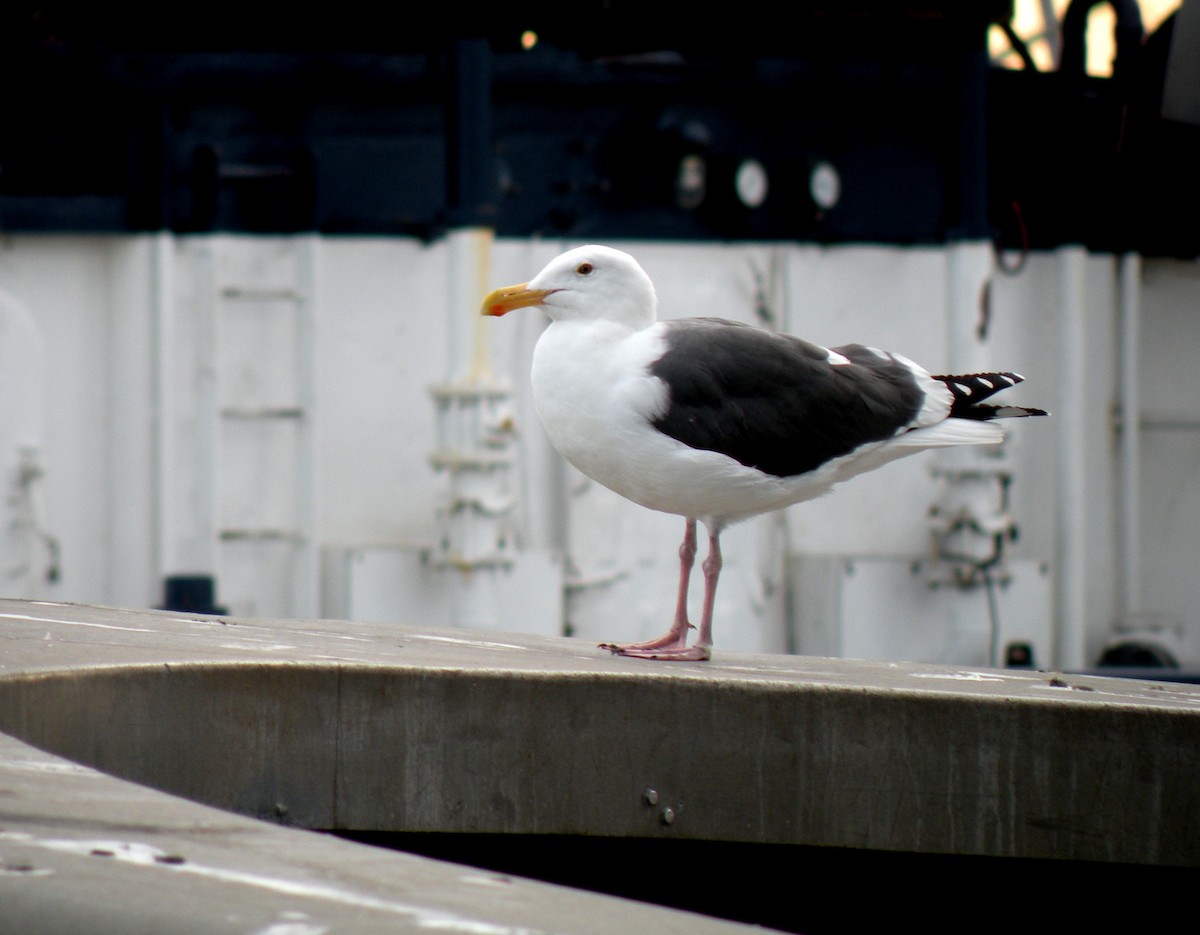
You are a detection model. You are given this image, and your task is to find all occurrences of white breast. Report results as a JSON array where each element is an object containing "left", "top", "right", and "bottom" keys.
[{"left": 532, "top": 319, "right": 667, "bottom": 487}]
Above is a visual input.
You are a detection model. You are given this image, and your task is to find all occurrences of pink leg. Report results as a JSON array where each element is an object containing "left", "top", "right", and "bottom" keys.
[
  {"left": 673, "top": 519, "right": 697, "bottom": 632},
  {"left": 600, "top": 519, "right": 718, "bottom": 662},
  {"left": 694, "top": 527, "right": 721, "bottom": 653},
  {"left": 599, "top": 519, "right": 695, "bottom": 655}
]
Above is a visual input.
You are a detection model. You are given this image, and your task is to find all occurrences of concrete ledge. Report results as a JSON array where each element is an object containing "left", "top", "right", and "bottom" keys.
[
  {"left": 0, "top": 730, "right": 761, "bottom": 934},
  {"left": 1, "top": 598, "right": 1198, "bottom": 930},
  {"left": 3, "top": 598, "right": 1198, "bottom": 864}
]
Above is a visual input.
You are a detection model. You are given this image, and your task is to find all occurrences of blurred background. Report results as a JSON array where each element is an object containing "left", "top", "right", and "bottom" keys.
[{"left": 1, "top": 1, "right": 1196, "bottom": 676}]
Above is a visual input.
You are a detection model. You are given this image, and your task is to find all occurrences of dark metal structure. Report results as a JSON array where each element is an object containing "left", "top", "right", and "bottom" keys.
[{"left": 0, "top": 2, "right": 1195, "bottom": 254}]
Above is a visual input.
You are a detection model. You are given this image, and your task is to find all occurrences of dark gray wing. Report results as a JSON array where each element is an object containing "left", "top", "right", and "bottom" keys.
[{"left": 647, "top": 319, "right": 925, "bottom": 478}]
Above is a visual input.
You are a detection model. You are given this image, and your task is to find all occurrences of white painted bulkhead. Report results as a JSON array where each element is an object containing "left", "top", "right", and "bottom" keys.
[{"left": 1, "top": 234, "right": 1195, "bottom": 669}]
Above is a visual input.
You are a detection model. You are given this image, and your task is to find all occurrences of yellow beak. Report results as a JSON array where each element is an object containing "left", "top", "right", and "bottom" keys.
[{"left": 481, "top": 283, "right": 556, "bottom": 317}]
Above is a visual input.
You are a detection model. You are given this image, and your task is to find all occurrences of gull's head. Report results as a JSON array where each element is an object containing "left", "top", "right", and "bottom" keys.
[{"left": 481, "top": 245, "right": 657, "bottom": 327}]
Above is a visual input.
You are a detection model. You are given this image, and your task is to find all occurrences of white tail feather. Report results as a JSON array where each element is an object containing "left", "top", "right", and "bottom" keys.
[{"left": 895, "top": 418, "right": 1004, "bottom": 448}]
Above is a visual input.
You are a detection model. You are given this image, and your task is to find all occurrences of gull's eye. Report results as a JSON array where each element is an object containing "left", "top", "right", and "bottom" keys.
[{"left": 576, "top": 262, "right": 594, "bottom": 276}]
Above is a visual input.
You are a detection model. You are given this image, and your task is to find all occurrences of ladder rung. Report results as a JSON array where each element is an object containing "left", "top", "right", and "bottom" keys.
[
  {"left": 220, "top": 528, "right": 306, "bottom": 543},
  {"left": 220, "top": 286, "right": 305, "bottom": 301},
  {"left": 221, "top": 406, "right": 306, "bottom": 420}
]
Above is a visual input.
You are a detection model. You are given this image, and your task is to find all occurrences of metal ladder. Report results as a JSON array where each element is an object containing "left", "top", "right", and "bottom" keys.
[{"left": 190, "top": 235, "right": 319, "bottom": 618}]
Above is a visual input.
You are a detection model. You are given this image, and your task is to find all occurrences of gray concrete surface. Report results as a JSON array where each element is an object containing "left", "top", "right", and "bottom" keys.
[
  {"left": 0, "top": 730, "right": 763, "bottom": 934},
  {"left": 1, "top": 597, "right": 1198, "bottom": 931}
]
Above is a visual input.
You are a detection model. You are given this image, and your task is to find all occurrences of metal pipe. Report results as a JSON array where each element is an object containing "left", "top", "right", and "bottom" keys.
[
  {"left": 445, "top": 227, "right": 497, "bottom": 385},
  {"left": 1056, "top": 246, "right": 1089, "bottom": 669},
  {"left": 193, "top": 239, "right": 220, "bottom": 576},
  {"left": 151, "top": 232, "right": 176, "bottom": 583},
  {"left": 436, "top": 230, "right": 513, "bottom": 630},
  {"left": 292, "top": 234, "right": 320, "bottom": 617},
  {"left": 1118, "top": 251, "right": 1141, "bottom": 620},
  {"left": 434, "top": 38, "right": 512, "bottom": 630}
]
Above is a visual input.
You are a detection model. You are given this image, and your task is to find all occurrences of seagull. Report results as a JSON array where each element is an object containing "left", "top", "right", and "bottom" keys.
[{"left": 482, "top": 245, "right": 1047, "bottom": 661}]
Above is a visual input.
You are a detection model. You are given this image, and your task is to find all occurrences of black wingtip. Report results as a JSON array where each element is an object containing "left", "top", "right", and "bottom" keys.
[
  {"left": 931, "top": 371, "right": 1047, "bottom": 421},
  {"left": 955, "top": 403, "right": 1050, "bottom": 421},
  {"left": 933, "top": 371, "right": 1024, "bottom": 403}
]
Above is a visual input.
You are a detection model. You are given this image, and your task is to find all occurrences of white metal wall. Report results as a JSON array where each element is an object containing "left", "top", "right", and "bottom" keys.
[{"left": 1, "top": 234, "right": 1195, "bottom": 667}]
